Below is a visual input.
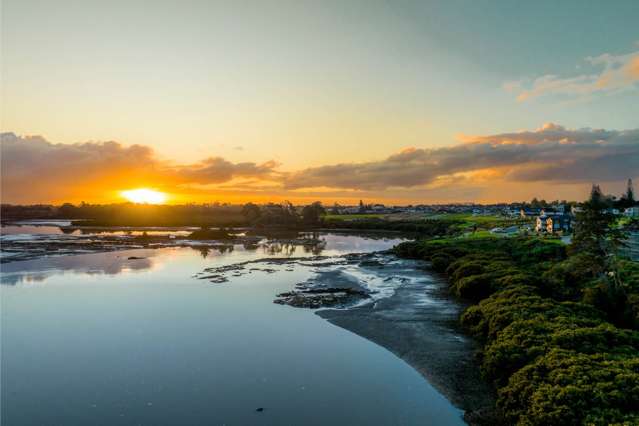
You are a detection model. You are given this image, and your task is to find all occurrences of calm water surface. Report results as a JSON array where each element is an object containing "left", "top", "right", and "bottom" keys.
[{"left": 1, "top": 233, "right": 465, "bottom": 425}]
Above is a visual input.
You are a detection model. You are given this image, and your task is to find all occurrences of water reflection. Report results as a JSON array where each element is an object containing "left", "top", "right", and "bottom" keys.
[
  {"left": 1, "top": 250, "right": 156, "bottom": 285},
  {"left": 1, "top": 233, "right": 406, "bottom": 286},
  {"left": 1, "top": 224, "right": 73, "bottom": 236},
  {"left": 1, "top": 232, "right": 467, "bottom": 425},
  {"left": 190, "top": 244, "right": 235, "bottom": 259}
]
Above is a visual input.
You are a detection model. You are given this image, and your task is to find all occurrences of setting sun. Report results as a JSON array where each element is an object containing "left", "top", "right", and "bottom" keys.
[{"left": 121, "top": 188, "right": 167, "bottom": 204}]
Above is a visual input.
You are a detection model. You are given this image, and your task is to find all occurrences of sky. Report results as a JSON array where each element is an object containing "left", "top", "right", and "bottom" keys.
[{"left": 1, "top": 0, "right": 638, "bottom": 204}]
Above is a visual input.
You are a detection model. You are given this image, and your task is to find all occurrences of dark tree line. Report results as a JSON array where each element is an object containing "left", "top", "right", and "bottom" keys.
[{"left": 241, "top": 201, "right": 326, "bottom": 227}]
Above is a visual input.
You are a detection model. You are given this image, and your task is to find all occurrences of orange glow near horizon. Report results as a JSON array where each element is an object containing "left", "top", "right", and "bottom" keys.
[{"left": 120, "top": 188, "right": 168, "bottom": 204}]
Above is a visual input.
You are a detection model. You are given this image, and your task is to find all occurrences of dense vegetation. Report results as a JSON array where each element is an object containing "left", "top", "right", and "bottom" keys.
[
  {"left": 394, "top": 188, "right": 639, "bottom": 425},
  {"left": 323, "top": 216, "right": 465, "bottom": 236}
]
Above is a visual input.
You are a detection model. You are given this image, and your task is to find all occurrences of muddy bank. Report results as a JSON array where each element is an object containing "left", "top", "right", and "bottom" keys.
[
  {"left": 0, "top": 231, "right": 325, "bottom": 264},
  {"left": 317, "top": 262, "right": 497, "bottom": 424},
  {"left": 192, "top": 249, "right": 495, "bottom": 422}
]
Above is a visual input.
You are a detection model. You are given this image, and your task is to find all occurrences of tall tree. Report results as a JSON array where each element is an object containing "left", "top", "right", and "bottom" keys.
[
  {"left": 572, "top": 184, "right": 626, "bottom": 257},
  {"left": 301, "top": 202, "right": 325, "bottom": 225},
  {"left": 626, "top": 178, "right": 635, "bottom": 202},
  {"left": 619, "top": 178, "right": 636, "bottom": 208},
  {"left": 241, "top": 202, "right": 261, "bottom": 225}
]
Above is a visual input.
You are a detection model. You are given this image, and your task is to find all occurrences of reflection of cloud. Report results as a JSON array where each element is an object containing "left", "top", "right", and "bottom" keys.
[
  {"left": 505, "top": 45, "right": 639, "bottom": 102},
  {"left": 1, "top": 272, "right": 50, "bottom": 285},
  {"left": 1, "top": 250, "right": 156, "bottom": 285},
  {"left": 285, "top": 124, "right": 639, "bottom": 190}
]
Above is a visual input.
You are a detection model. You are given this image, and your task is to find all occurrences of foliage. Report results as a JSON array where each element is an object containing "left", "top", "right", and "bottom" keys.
[
  {"left": 241, "top": 202, "right": 261, "bottom": 225},
  {"left": 572, "top": 184, "right": 627, "bottom": 256},
  {"left": 395, "top": 229, "right": 639, "bottom": 425},
  {"left": 499, "top": 350, "right": 639, "bottom": 426},
  {"left": 301, "top": 202, "right": 326, "bottom": 225}
]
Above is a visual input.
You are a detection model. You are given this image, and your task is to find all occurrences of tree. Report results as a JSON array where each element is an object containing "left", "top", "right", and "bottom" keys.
[
  {"left": 618, "top": 178, "right": 636, "bottom": 209},
  {"left": 258, "top": 202, "right": 300, "bottom": 226},
  {"left": 241, "top": 202, "right": 261, "bottom": 225},
  {"left": 572, "top": 184, "right": 625, "bottom": 257},
  {"left": 625, "top": 178, "right": 635, "bottom": 203},
  {"left": 301, "top": 202, "right": 326, "bottom": 225},
  {"left": 530, "top": 198, "right": 548, "bottom": 209}
]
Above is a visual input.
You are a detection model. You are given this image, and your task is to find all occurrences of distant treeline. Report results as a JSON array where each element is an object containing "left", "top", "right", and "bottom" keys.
[
  {"left": 0, "top": 201, "right": 328, "bottom": 228},
  {"left": 0, "top": 203, "right": 248, "bottom": 227}
]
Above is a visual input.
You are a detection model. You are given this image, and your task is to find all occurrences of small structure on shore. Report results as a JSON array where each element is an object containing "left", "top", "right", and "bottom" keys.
[{"left": 535, "top": 214, "right": 572, "bottom": 234}]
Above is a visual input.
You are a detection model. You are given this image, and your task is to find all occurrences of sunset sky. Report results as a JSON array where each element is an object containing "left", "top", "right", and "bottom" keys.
[{"left": 2, "top": 0, "right": 638, "bottom": 204}]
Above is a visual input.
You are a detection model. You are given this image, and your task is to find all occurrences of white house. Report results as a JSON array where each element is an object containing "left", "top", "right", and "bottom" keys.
[{"left": 536, "top": 214, "right": 572, "bottom": 233}]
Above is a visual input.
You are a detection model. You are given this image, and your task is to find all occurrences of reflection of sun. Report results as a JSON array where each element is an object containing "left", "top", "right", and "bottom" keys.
[{"left": 121, "top": 188, "right": 167, "bottom": 204}]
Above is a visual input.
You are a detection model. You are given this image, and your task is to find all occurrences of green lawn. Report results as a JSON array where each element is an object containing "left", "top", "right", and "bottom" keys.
[{"left": 323, "top": 213, "right": 388, "bottom": 221}]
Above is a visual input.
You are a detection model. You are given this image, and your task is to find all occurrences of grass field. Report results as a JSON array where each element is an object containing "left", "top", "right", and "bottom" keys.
[{"left": 323, "top": 213, "right": 389, "bottom": 221}]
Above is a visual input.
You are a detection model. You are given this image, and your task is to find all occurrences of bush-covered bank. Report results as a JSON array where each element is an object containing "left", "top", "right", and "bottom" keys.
[{"left": 394, "top": 236, "right": 639, "bottom": 425}]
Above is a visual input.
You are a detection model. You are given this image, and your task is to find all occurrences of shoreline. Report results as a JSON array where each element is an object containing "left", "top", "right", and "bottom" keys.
[{"left": 317, "top": 260, "right": 497, "bottom": 424}]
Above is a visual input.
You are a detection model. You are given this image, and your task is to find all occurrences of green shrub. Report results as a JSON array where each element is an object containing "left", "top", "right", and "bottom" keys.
[
  {"left": 498, "top": 350, "right": 639, "bottom": 426},
  {"left": 395, "top": 233, "right": 639, "bottom": 425}
]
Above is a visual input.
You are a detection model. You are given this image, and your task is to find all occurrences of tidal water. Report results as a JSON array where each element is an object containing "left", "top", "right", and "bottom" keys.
[{"left": 1, "top": 233, "right": 465, "bottom": 425}]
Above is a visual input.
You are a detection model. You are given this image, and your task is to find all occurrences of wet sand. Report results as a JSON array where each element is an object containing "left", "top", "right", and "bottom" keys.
[{"left": 317, "top": 261, "right": 496, "bottom": 423}]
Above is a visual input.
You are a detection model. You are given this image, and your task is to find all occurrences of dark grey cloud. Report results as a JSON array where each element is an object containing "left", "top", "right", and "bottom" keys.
[
  {"left": 284, "top": 124, "right": 639, "bottom": 190},
  {"left": 171, "top": 157, "right": 280, "bottom": 184}
]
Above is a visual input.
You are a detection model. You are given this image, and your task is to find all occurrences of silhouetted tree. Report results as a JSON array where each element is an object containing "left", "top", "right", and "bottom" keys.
[
  {"left": 572, "top": 184, "right": 626, "bottom": 257},
  {"left": 241, "top": 202, "right": 261, "bottom": 225},
  {"left": 301, "top": 202, "right": 325, "bottom": 225},
  {"left": 617, "top": 178, "right": 636, "bottom": 209}
]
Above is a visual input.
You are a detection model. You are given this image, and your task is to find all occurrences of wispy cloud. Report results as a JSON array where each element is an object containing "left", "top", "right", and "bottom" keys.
[{"left": 504, "top": 45, "right": 639, "bottom": 102}]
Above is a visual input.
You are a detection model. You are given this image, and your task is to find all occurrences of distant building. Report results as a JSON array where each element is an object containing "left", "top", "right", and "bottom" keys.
[
  {"left": 536, "top": 214, "right": 572, "bottom": 233},
  {"left": 520, "top": 208, "right": 542, "bottom": 218},
  {"left": 625, "top": 207, "right": 639, "bottom": 217}
]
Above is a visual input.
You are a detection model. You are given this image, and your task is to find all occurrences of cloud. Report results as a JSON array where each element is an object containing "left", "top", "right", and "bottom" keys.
[
  {"left": 0, "top": 132, "right": 279, "bottom": 203},
  {"left": 170, "top": 157, "right": 281, "bottom": 184},
  {"left": 2, "top": 125, "right": 637, "bottom": 204},
  {"left": 285, "top": 124, "right": 639, "bottom": 190},
  {"left": 505, "top": 46, "right": 639, "bottom": 102}
]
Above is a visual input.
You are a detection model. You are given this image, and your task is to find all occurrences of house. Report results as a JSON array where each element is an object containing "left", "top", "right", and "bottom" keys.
[
  {"left": 535, "top": 215, "right": 546, "bottom": 232},
  {"left": 625, "top": 207, "right": 639, "bottom": 217},
  {"left": 520, "top": 208, "right": 542, "bottom": 218},
  {"left": 536, "top": 214, "right": 572, "bottom": 233}
]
